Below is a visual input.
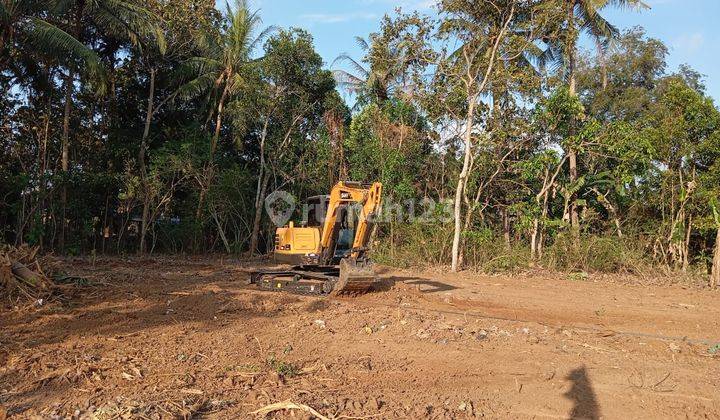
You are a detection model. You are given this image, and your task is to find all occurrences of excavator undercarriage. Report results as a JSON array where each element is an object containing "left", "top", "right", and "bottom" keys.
[{"left": 250, "top": 258, "right": 377, "bottom": 296}]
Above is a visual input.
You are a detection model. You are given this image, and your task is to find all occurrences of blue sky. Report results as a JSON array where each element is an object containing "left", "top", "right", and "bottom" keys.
[{"left": 247, "top": 0, "right": 719, "bottom": 102}]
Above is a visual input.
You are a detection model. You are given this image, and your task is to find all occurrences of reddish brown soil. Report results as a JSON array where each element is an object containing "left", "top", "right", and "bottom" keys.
[{"left": 1, "top": 258, "right": 719, "bottom": 419}]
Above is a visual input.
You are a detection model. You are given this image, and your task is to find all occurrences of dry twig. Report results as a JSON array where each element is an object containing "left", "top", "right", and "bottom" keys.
[{"left": 250, "top": 401, "right": 329, "bottom": 420}]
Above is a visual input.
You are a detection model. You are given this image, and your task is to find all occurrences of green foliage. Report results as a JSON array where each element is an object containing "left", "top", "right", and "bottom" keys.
[
  {"left": 1, "top": 0, "right": 719, "bottom": 285},
  {"left": 266, "top": 355, "right": 300, "bottom": 378},
  {"left": 373, "top": 221, "right": 529, "bottom": 273},
  {"left": 544, "top": 234, "right": 649, "bottom": 273},
  {"left": 346, "top": 100, "right": 429, "bottom": 201},
  {"left": 333, "top": 12, "right": 435, "bottom": 106},
  {"left": 537, "top": 87, "right": 586, "bottom": 140},
  {"left": 372, "top": 221, "right": 453, "bottom": 268}
]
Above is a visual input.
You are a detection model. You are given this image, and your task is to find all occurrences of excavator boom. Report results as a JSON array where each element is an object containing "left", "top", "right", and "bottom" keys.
[{"left": 318, "top": 182, "right": 382, "bottom": 264}]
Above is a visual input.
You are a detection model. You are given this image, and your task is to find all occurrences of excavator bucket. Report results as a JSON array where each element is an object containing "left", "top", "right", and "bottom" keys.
[{"left": 330, "top": 258, "right": 378, "bottom": 295}]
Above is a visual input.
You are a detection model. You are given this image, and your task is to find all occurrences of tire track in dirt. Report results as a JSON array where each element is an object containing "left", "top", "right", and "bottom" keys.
[{"left": 337, "top": 295, "right": 718, "bottom": 345}]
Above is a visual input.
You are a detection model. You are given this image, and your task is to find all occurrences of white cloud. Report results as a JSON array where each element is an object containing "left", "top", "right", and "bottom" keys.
[
  {"left": 360, "top": 0, "right": 436, "bottom": 11},
  {"left": 299, "top": 12, "right": 378, "bottom": 24},
  {"left": 673, "top": 32, "right": 705, "bottom": 54}
]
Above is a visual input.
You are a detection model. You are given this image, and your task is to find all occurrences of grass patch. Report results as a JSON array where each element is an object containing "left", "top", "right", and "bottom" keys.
[{"left": 266, "top": 355, "right": 300, "bottom": 378}]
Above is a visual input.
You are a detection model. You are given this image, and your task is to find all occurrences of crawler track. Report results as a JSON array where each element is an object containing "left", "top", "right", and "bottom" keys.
[{"left": 250, "top": 262, "right": 378, "bottom": 295}]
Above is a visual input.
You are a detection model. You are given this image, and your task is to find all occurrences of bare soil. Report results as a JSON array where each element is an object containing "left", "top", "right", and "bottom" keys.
[{"left": 1, "top": 257, "right": 719, "bottom": 419}]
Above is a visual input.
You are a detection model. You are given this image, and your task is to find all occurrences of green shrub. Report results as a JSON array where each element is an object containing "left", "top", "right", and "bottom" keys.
[
  {"left": 372, "top": 222, "right": 530, "bottom": 272},
  {"left": 266, "top": 355, "right": 300, "bottom": 378},
  {"left": 372, "top": 221, "right": 454, "bottom": 268},
  {"left": 544, "top": 234, "right": 650, "bottom": 273},
  {"left": 372, "top": 221, "right": 658, "bottom": 275}
]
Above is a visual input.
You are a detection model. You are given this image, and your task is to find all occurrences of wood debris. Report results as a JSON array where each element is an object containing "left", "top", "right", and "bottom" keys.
[
  {"left": 250, "top": 401, "right": 329, "bottom": 420},
  {"left": 1, "top": 244, "right": 58, "bottom": 303}
]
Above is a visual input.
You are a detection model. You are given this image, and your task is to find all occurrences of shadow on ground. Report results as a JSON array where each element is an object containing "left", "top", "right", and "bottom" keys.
[
  {"left": 375, "top": 276, "right": 458, "bottom": 293},
  {"left": 565, "top": 366, "right": 601, "bottom": 420}
]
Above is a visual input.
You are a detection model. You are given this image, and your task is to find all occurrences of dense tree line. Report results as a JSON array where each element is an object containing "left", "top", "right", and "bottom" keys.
[{"left": 1, "top": 0, "right": 718, "bottom": 285}]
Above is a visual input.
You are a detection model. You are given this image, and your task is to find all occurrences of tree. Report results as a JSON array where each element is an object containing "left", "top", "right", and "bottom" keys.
[
  {"left": 1, "top": 1, "right": 108, "bottom": 251},
  {"left": 240, "top": 29, "right": 337, "bottom": 255},
  {"left": 135, "top": 0, "right": 219, "bottom": 254},
  {"left": 176, "top": 0, "right": 275, "bottom": 159},
  {"left": 49, "top": 0, "right": 160, "bottom": 253},
  {"left": 175, "top": 0, "right": 275, "bottom": 222},
  {"left": 712, "top": 213, "right": 720, "bottom": 288},
  {"left": 333, "top": 13, "right": 434, "bottom": 106},
  {"left": 0, "top": 1, "right": 103, "bottom": 73},
  {"left": 433, "top": 0, "right": 542, "bottom": 272},
  {"left": 638, "top": 78, "right": 718, "bottom": 270},
  {"left": 539, "top": 0, "right": 648, "bottom": 238}
]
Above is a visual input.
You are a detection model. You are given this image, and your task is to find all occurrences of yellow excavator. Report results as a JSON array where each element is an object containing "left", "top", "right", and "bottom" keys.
[{"left": 251, "top": 181, "right": 383, "bottom": 295}]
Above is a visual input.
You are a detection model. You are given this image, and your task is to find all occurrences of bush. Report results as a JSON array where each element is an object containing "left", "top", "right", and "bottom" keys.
[
  {"left": 372, "top": 221, "right": 454, "bottom": 268},
  {"left": 544, "top": 234, "right": 650, "bottom": 273},
  {"left": 372, "top": 221, "right": 658, "bottom": 275},
  {"left": 372, "top": 222, "right": 529, "bottom": 272}
]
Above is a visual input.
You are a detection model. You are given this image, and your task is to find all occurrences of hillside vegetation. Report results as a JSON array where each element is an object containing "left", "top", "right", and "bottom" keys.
[{"left": 1, "top": 0, "right": 719, "bottom": 285}]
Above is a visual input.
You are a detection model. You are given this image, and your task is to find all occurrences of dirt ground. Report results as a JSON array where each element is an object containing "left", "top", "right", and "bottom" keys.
[{"left": 1, "top": 257, "right": 719, "bottom": 419}]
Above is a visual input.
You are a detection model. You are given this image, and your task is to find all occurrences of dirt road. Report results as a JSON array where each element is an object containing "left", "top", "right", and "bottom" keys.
[{"left": 1, "top": 258, "right": 718, "bottom": 418}]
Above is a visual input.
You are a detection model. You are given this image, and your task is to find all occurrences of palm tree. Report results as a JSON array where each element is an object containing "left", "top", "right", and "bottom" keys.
[
  {"left": 539, "top": 0, "right": 648, "bottom": 235},
  {"left": 0, "top": 0, "right": 102, "bottom": 74},
  {"left": 332, "top": 35, "right": 414, "bottom": 105},
  {"left": 175, "top": 0, "right": 276, "bottom": 159},
  {"left": 333, "top": 37, "right": 392, "bottom": 103},
  {"left": 2, "top": 0, "right": 157, "bottom": 252},
  {"left": 49, "top": 0, "right": 161, "bottom": 253},
  {"left": 174, "top": 0, "right": 275, "bottom": 224}
]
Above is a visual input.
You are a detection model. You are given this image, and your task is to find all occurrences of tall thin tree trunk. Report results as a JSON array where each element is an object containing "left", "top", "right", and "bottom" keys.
[
  {"left": 440, "top": 159, "right": 446, "bottom": 201},
  {"left": 196, "top": 180, "right": 209, "bottom": 220},
  {"left": 682, "top": 215, "right": 692, "bottom": 272},
  {"left": 249, "top": 172, "right": 270, "bottom": 256},
  {"left": 539, "top": 187, "right": 551, "bottom": 260},
  {"left": 449, "top": 6, "right": 513, "bottom": 271},
  {"left": 503, "top": 208, "right": 511, "bottom": 250},
  {"left": 451, "top": 99, "right": 477, "bottom": 272},
  {"left": 38, "top": 91, "right": 52, "bottom": 250},
  {"left": 138, "top": 68, "right": 156, "bottom": 255},
  {"left": 568, "top": 148, "right": 579, "bottom": 236},
  {"left": 248, "top": 117, "right": 271, "bottom": 255},
  {"left": 211, "top": 84, "right": 230, "bottom": 159},
  {"left": 711, "top": 228, "right": 720, "bottom": 288},
  {"left": 211, "top": 208, "right": 231, "bottom": 254},
  {"left": 567, "top": 0, "right": 580, "bottom": 241},
  {"left": 102, "top": 192, "right": 109, "bottom": 254},
  {"left": 196, "top": 84, "right": 230, "bottom": 224},
  {"left": 530, "top": 218, "right": 539, "bottom": 262},
  {"left": 59, "top": 71, "right": 73, "bottom": 254}
]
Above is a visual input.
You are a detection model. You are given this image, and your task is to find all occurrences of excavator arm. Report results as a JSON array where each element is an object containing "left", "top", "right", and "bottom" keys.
[{"left": 318, "top": 181, "right": 383, "bottom": 264}]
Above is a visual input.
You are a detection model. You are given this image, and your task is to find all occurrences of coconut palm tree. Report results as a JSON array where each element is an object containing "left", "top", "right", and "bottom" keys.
[
  {"left": 332, "top": 35, "right": 414, "bottom": 105},
  {"left": 540, "top": 0, "right": 648, "bottom": 94},
  {"left": 174, "top": 0, "right": 275, "bottom": 222},
  {"left": 2, "top": 0, "right": 160, "bottom": 253},
  {"left": 539, "top": 0, "right": 649, "bottom": 234},
  {"left": 175, "top": 0, "right": 276, "bottom": 158},
  {"left": 49, "top": 0, "right": 161, "bottom": 253},
  {"left": 333, "top": 37, "right": 391, "bottom": 103},
  {"left": 0, "top": 0, "right": 102, "bottom": 74}
]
